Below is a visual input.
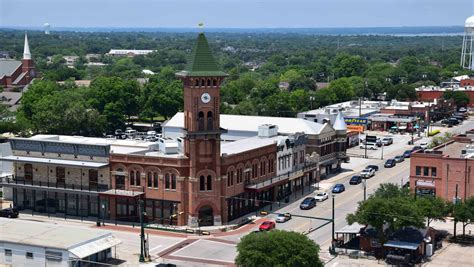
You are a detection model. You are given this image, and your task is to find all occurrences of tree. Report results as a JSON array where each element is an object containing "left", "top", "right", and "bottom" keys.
[
  {"left": 416, "top": 197, "right": 448, "bottom": 227},
  {"left": 327, "top": 77, "right": 356, "bottom": 102},
  {"left": 443, "top": 91, "right": 470, "bottom": 107},
  {"left": 452, "top": 197, "right": 474, "bottom": 236},
  {"left": 347, "top": 183, "right": 425, "bottom": 244},
  {"left": 235, "top": 230, "right": 323, "bottom": 267},
  {"left": 332, "top": 53, "right": 368, "bottom": 78}
]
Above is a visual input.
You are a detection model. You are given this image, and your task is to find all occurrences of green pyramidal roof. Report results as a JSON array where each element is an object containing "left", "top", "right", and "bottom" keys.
[{"left": 176, "top": 33, "right": 227, "bottom": 77}]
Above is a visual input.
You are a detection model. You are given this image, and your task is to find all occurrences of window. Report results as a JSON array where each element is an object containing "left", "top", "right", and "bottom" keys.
[
  {"left": 26, "top": 252, "right": 33, "bottom": 259},
  {"left": 269, "top": 158, "right": 274, "bottom": 173},
  {"left": 237, "top": 168, "right": 243, "bottom": 184},
  {"left": 171, "top": 174, "right": 176, "bottom": 190},
  {"left": 5, "top": 249, "right": 12, "bottom": 256},
  {"left": 136, "top": 171, "right": 141, "bottom": 186},
  {"left": 153, "top": 173, "right": 159, "bottom": 188},
  {"left": 24, "top": 163, "right": 33, "bottom": 181},
  {"left": 89, "top": 170, "right": 98, "bottom": 187},
  {"left": 207, "top": 111, "right": 213, "bottom": 130},
  {"left": 130, "top": 171, "right": 135, "bottom": 186},
  {"left": 227, "top": 171, "right": 234, "bottom": 187},
  {"left": 431, "top": 167, "right": 437, "bottom": 177},
  {"left": 147, "top": 172, "right": 153, "bottom": 187},
  {"left": 198, "top": 111, "right": 205, "bottom": 131},
  {"left": 416, "top": 166, "right": 421, "bottom": 176},
  {"left": 54, "top": 166, "right": 65, "bottom": 185},
  {"left": 207, "top": 175, "right": 212, "bottom": 190},
  {"left": 423, "top": 167, "right": 429, "bottom": 176},
  {"left": 165, "top": 173, "right": 170, "bottom": 189},
  {"left": 45, "top": 251, "right": 62, "bottom": 261},
  {"left": 200, "top": 175, "right": 205, "bottom": 191}
]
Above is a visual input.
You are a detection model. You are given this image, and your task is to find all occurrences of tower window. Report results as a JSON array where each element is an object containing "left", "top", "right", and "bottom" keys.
[
  {"left": 194, "top": 79, "right": 199, "bottom": 87},
  {"left": 207, "top": 79, "right": 211, "bottom": 86},
  {"left": 198, "top": 111, "right": 205, "bottom": 131},
  {"left": 207, "top": 111, "right": 213, "bottom": 130},
  {"left": 213, "top": 79, "right": 217, "bottom": 86},
  {"left": 200, "top": 175, "right": 212, "bottom": 191}
]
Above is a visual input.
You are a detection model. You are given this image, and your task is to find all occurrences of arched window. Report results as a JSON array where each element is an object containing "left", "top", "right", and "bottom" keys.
[
  {"left": 153, "top": 172, "right": 159, "bottom": 188},
  {"left": 130, "top": 171, "right": 135, "bottom": 186},
  {"left": 198, "top": 111, "right": 205, "bottom": 131},
  {"left": 207, "top": 79, "right": 211, "bottom": 86},
  {"left": 200, "top": 175, "right": 205, "bottom": 191},
  {"left": 194, "top": 79, "right": 199, "bottom": 87},
  {"left": 213, "top": 79, "right": 217, "bottom": 86},
  {"left": 147, "top": 172, "right": 152, "bottom": 188},
  {"left": 201, "top": 79, "right": 205, "bottom": 86},
  {"left": 227, "top": 170, "right": 234, "bottom": 187},
  {"left": 207, "top": 111, "right": 213, "bottom": 131},
  {"left": 165, "top": 173, "right": 170, "bottom": 189},
  {"left": 136, "top": 171, "right": 141, "bottom": 186},
  {"left": 207, "top": 175, "right": 212, "bottom": 190},
  {"left": 171, "top": 174, "right": 176, "bottom": 190}
]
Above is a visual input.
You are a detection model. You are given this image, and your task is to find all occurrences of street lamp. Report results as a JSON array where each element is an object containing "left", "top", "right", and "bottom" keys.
[{"left": 362, "top": 179, "right": 367, "bottom": 201}]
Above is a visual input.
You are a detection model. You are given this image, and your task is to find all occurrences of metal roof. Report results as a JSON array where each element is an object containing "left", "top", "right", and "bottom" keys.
[
  {"left": 164, "top": 112, "right": 327, "bottom": 136},
  {"left": 335, "top": 223, "right": 364, "bottom": 234},
  {"left": 0, "top": 218, "right": 121, "bottom": 253},
  {"left": 0, "top": 59, "right": 21, "bottom": 78},
  {"left": 221, "top": 135, "right": 285, "bottom": 156},
  {"left": 0, "top": 155, "right": 108, "bottom": 168},
  {"left": 176, "top": 33, "right": 227, "bottom": 77},
  {"left": 384, "top": 240, "right": 420, "bottom": 250}
]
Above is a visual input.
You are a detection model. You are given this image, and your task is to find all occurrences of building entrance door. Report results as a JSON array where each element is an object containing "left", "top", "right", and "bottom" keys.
[{"left": 198, "top": 205, "right": 214, "bottom": 226}]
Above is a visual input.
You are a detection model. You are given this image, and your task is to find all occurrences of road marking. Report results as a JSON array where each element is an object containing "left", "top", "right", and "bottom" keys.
[{"left": 149, "top": 244, "right": 163, "bottom": 252}]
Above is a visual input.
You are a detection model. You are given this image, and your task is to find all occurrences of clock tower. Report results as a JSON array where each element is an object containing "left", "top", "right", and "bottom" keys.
[{"left": 176, "top": 32, "right": 227, "bottom": 226}]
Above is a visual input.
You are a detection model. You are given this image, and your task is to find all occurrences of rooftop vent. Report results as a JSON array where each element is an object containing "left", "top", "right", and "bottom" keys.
[{"left": 258, "top": 124, "right": 278, "bottom": 138}]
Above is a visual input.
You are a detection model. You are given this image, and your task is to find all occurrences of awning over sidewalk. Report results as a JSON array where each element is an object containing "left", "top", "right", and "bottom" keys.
[
  {"left": 69, "top": 234, "right": 121, "bottom": 259},
  {"left": 336, "top": 223, "right": 364, "bottom": 234},
  {"left": 0, "top": 155, "right": 108, "bottom": 168},
  {"left": 100, "top": 189, "right": 144, "bottom": 197}
]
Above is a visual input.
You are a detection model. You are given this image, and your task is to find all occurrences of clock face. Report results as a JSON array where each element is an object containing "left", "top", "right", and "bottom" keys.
[{"left": 201, "top": 93, "right": 211, "bottom": 104}]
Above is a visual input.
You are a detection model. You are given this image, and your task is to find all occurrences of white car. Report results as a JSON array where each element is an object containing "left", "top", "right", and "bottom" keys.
[
  {"left": 275, "top": 213, "right": 292, "bottom": 223},
  {"left": 360, "top": 168, "right": 375, "bottom": 178},
  {"left": 360, "top": 143, "right": 378, "bottom": 150},
  {"left": 314, "top": 192, "right": 329, "bottom": 201},
  {"left": 419, "top": 142, "right": 429, "bottom": 149}
]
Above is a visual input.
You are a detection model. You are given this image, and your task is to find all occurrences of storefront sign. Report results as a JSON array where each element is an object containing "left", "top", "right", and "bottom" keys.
[
  {"left": 347, "top": 125, "right": 364, "bottom": 132},
  {"left": 344, "top": 117, "right": 368, "bottom": 125}
]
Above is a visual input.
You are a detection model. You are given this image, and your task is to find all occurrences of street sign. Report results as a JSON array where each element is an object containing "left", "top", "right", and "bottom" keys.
[{"left": 366, "top": 135, "right": 377, "bottom": 143}]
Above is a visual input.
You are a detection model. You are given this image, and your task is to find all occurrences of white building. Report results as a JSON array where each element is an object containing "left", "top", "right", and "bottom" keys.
[
  {"left": 0, "top": 218, "right": 121, "bottom": 267},
  {"left": 107, "top": 49, "right": 154, "bottom": 57}
]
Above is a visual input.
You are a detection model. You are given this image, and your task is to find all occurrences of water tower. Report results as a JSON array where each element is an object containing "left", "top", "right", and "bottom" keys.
[
  {"left": 44, "top": 23, "right": 50, "bottom": 35},
  {"left": 461, "top": 16, "right": 474, "bottom": 70}
]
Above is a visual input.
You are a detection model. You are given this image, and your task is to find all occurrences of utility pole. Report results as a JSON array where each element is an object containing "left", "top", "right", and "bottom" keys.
[
  {"left": 381, "top": 143, "right": 384, "bottom": 160},
  {"left": 139, "top": 199, "right": 145, "bottom": 262},
  {"left": 363, "top": 179, "right": 367, "bottom": 201},
  {"left": 454, "top": 184, "right": 459, "bottom": 238},
  {"left": 331, "top": 195, "right": 335, "bottom": 250}
]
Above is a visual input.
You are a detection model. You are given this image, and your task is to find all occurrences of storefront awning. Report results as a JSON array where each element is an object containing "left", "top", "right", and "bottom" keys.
[
  {"left": 416, "top": 180, "right": 435, "bottom": 188},
  {"left": 69, "top": 234, "right": 121, "bottom": 259},
  {"left": 100, "top": 189, "right": 144, "bottom": 197},
  {"left": 0, "top": 155, "right": 108, "bottom": 168},
  {"left": 336, "top": 223, "right": 364, "bottom": 234}
]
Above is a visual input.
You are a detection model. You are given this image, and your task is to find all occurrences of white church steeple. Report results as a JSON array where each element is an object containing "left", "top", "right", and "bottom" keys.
[{"left": 23, "top": 33, "right": 31, "bottom": 60}]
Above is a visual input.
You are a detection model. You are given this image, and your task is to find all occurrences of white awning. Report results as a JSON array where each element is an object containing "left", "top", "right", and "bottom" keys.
[
  {"left": 0, "top": 155, "right": 108, "bottom": 168},
  {"left": 336, "top": 223, "right": 364, "bottom": 234},
  {"left": 69, "top": 234, "right": 121, "bottom": 259}
]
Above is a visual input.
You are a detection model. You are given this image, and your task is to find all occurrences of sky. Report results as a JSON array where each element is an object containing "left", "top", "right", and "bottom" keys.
[{"left": 1, "top": 0, "right": 474, "bottom": 28}]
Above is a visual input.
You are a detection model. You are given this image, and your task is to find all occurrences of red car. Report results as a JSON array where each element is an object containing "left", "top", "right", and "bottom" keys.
[{"left": 259, "top": 220, "right": 276, "bottom": 231}]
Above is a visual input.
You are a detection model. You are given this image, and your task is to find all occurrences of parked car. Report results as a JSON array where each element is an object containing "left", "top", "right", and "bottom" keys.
[
  {"left": 448, "top": 118, "right": 460, "bottom": 125},
  {"left": 419, "top": 142, "right": 429, "bottom": 150},
  {"left": 349, "top": 175, "right": 362, "bottom": 185},
  {"left": 384, "top": 159, "right": 396, "bottom": 168},
  {"left": 381, "top": 137, "right": 393, "bottom": 146},
  {"left": 458, "top": 107, "right": 467, "bottom": 113},
  {"left": 314, "top": 191, "right": 329, "bottom": 201},
  {"left": 0, "top": 207, "right": 19, "bottom": 218},
  {"left": 366, "top": 165, "right": 379, "bottom": 172},
  {"left": 412, "top": 145, "right": 423, "bottom": 152},
  {"left": 300, "top": 197, "right": 317, "bottom": 210},
  {"left": 332, "top": 184, "right": 346, "bottom": 193},
  {"left": 259, "top": 220, "right": 276, "bottom": 231},
  {"left": 275, "top": 213, "right": 292, "bottom": 223},
  {"left": 402, "top": 150, "right": 412, "bottom": 158},
  {"left": 360, "top": 168, "right": 375, "bottom": 178},
  {"left": 360, "top": 143, "right": 378, "bottom": 150},
  {"left": 394, "top": 155, "right": 405, "bottom": 163}
]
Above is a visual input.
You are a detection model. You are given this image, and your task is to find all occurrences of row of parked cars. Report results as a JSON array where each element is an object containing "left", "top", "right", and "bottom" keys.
[
  {"left": 359, "top": 136, "right": 393, "bottom": 150},
  {"left": 441, "top": 111, "right": 468, "bottom": 127}
]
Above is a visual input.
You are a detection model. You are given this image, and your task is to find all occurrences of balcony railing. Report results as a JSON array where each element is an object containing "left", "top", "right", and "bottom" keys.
[
  {"left": 245, "top": 162, "right": 318, "bottom": 190},
  {"left": 0, "top": 175, "right": 109, "bottom": 192}
]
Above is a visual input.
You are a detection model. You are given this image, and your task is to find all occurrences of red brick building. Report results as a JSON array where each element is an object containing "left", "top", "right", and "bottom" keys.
[
  {"left": 416, "top": 86, "right": 474, "bottom": 108},
  {"left": 0, "top": 34, "right": 36, "bottom": 90},
  {"left": 409, "top": 130, "right": 474, "bottom": 201}
]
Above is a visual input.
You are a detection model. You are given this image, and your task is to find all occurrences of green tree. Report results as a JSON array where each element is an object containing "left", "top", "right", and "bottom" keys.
[
  {"left": 332, "top": 53, "right": 368, "bottom": 78},
  {"left": 235, "top": 230, "right": 323, "bottom": 267},
  {"left": 452, "top": 197, "right": 474, "bottom": 236},
  {"left": 416, "top": 197, "right": 448, "bottom": 227},
  {"left": 443, "top": 91, "right": 470, "bottom": 107},
  {"left": 328, "top": 77, "right": 355, "bottom": 102}
]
